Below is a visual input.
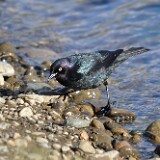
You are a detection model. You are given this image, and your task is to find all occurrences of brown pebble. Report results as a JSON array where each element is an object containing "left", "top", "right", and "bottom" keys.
[
  {"left": 113, "top": 140, "right": 131, "bottom": 151},
  {"left": 91, "top": 119, "right": 105, "bottom": 130},
  {"left": 80, "top": 131, "right": 89, "bottom": 140}
]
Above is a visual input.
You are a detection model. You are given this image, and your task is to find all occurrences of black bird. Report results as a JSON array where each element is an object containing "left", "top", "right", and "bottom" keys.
[{"left": 48, "top": 47, "right": 150, "bottom": 115}]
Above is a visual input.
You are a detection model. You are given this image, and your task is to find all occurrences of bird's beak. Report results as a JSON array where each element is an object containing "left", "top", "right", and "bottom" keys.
[{"left": 48, "top": 73, "right": 57, "bottom": 81}]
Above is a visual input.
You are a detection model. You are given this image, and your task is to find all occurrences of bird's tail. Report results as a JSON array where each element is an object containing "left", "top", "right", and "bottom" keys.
[{"left": 114, "top": 47, "right": 150, "bottom": 65}]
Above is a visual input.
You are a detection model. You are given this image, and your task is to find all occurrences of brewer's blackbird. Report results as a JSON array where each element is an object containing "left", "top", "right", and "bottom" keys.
[{"left": 48, "top": 47, "right": 150, "bottom": 115}]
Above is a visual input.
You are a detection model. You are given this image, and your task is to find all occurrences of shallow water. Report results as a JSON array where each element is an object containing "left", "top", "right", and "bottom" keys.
[{"left": 0, "top": 0, "right": 160, "bottom": 158}]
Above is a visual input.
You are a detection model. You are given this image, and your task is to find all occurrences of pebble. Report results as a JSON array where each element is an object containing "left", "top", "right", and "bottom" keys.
[
  {"left": 61, "top": 145, "right": 70, "bottom": 152},
  {"left": 79, "top": 130, "right": 89, "bottom": 140},
  {"left": 79, "top": 140, "right": 95, "bottom": 154},
  {"left": 52, "top": 143, "right": 61, "bottom": 151},
  {"left": 65, "top": 116, "right": 91, "bottom": 128},
  {"left": 0, "top": 41, "right": 16, "bottom": 53},
  {"left": 13, "top": 132, "right": 21, "bottom": 139},
  {"left": 0, "top": 61, "right": 15, "bottom": 76},
  {"left": 92, "top": 150, "right": 119, "bottom": 160},
  {"left": 0, "top": 74, "right": 4, "bottom": 85},
  {"left": 145, "top": 120, "right": 160, "bottom": 143},
  {"left": 19, "top": 107, "right": 33, "bottom": 117},
  {"left": 32, "top": 132, "right": 46, "bottom": 137},
  {"left": 91, "top": 119, "right": 105, "bottom": 130},
  {"left": 0, "top": 145, "right": 9, "bottom": 154},
  {"left": 113, "top": 140, "right": 131, "bottom": 150},
  {"left": 14, "top": 138, "right": 28, "bottom": 147},
  {"left": 0, "top": 122, "right": 11, "bottom": 130},
  {"left": 0, "top": 97, "right": 6, "bottom": 104}
]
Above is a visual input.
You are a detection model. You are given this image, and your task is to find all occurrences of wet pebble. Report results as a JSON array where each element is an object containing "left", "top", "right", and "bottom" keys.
[
  {"left": 79, "top": 140, "right": 95, "bottom": 154},
  {"left": 113, "top": 140, "right": 131, "bottom": 151},
  {"left": 108, "top": 108, "right": 136, "bottom": 123},
  {"left": 19, "top": 107, "right": 33, "bottom": 117},
  {"left": 0, "top": 61, "right": 15, "bottom": 77},
  {"left": 145, "top": 120, "right": 160, "bottom": 143},
  {"left": 91, "top": 119, "right": 105, "bottom": 130},
  {"left": 0, "top": 42, "right": 16, "bottom": 54}
]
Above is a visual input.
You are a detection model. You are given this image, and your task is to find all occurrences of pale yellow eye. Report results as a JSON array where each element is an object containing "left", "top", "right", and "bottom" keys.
[{"left": 58, "top": 67, "right": 63, "bottom": 72}]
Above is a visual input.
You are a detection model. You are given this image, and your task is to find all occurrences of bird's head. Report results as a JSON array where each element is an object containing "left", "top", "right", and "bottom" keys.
[{"left": 48, "top": 58, "right": 74, "bottom": 82}]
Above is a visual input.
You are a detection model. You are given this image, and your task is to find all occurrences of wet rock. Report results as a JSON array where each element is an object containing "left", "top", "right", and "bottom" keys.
[
  {"left": 103, "top": 117, "right": 131, "bottom": 139},
  {"left": 76, "top": 103, "right": 95, "bottom": 117},
  {"left": 113, "top": 140, "right": 131, "bottom": 151},
  {"left": 119, "top": 146, "right": 141, "bottom": 159},
  {"left": 91, "top": 119, "right": 105, "bottom": 130},
  {"left": 0, "top": 42, "right": 16, "bottom": 54},
  {"left": 90, "top": 129, "right": 113, "bottom": 150},
  {"left": 145, "top": 120, "right": 160, "bottom": 143},
  {"left": 155, "top": 145, "right": 160, "bottom": 156},
  {"left": 91, "top": 150, "right": 119, "bottom": 160},
  {"left": 108, "top": 108, "right": 136, "bottom": 123},
  {"left": 70, "top": 88, "right": 101, "bottom": 103},
  {"left": 0, "top": 74, "right": 4, "bottom": 85},
  {"left": 131, "top": 134, "right": 142, "bottom": 144},
  {"left": 0, "top": 61, "right": 15, "bottom": 76},
  {"left": 79, "top": 140, "right": 95, "bottom": 154},
  {"left": 19, "top": 107, "right": 33, "bottom": 117},
  {"left": 41, "top": 60, "right": 52, "bottom": 71}
]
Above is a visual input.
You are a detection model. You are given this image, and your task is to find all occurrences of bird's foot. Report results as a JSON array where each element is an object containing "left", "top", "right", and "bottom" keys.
[
  {"left": 97, "top": 103, "right": 111, "bottom": 117},
  {"left": 58, "top": 92, "right": 73, "bottom": 101}
]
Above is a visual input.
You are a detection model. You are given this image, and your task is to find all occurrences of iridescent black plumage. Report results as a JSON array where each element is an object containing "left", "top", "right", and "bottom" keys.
[{"left": 48, "top": 47, "right": 150, "bottom": 115}]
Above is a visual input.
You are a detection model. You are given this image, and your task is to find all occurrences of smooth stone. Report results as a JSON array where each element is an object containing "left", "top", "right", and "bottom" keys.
[
  {"left": 91, "top": 119, "right": 105, "bottom": 130},
  {"left": 32, "top": 132, "right": 46, "bottom": 137},
  {"left": 61, "top": 145, "right": 70, "bottom": 152},
  {"left": 0, "top": 97, "right": 5, "bottom": 104},
  {"left": 0, "top": 74, "right": 4, "bottom": 85},
  {"left": 79, "top": 140, "right": 95, "bottom": 154},
  {"left": 14, "top": 138, "right": 28, "bottom": 147},
  {"left": 65, "top": 116, "right": 91, "bottom": 128},
  {"left": 0, "top": 145, "right": 9, "bottom": 154},
  {"left": 0, "top": 122, "right": 11, "bottom": 130},
  {"left": 19, "top": 107, "right": 33, "bottom": 117},
  {"left": 79, "top": 130, "right": 89, "bottom": 140},
  {"left": 145, "top": 120, "right": 160, "bottom": 143},
  {"left": 0, "top": 62, "right": 15, "bottom": 76},
  {"left": 113, "top": 140, "right": 131, "bottom": 151},
  {"left": 52, "top": 143, "right": 61, "bottom": 151},
  {"left": 92, "top": 150, "right": 119, "bottom": 160}
]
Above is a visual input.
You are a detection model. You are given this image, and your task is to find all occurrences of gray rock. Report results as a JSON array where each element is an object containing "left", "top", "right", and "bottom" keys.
[
  {"left": 19, "top": 107, "right": 33, "bottom": 117},
  {"left": 79, "top": 140, "right": 95, "bottom": 154},
  {"left": 0, "top": 62, "right": 15, "bottom": 77}
]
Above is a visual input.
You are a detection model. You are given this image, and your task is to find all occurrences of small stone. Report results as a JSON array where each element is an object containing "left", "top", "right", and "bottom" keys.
[
  {"left": 79, "top": 140, "right": 95, "bottom": 154},
  {"left": 32, "top": 132, "right": 46, "bottom": 137},
  {"left": 79, "top": 130, "right": 89, "bottom": 140},
  {"left": 13, "top": 132, "right": 21, "bottom": 139},
  {"left": 52, "top": 143, "right": 61, "bottom": 151},
  {"left": 145, "top": 120, "right": 160, "bottom": 143},
  {"left": 16, "top": 98, "right": 24, "bottom": 105},
  {"left": 14, "top": 138, "right": 28, "bottom": 147},
  {"left": 0, "top": 74, "right": 4, "bottom": 86},
  {"left": 92, "top": 150, "right": 119, "bottom": 160},
  {"left": 0, "top": 122, "right": 11, "bottom": 130},
  {"left": 0, "top": 62, "right": 15, "bottom": 77},
  {"left": 61, "top": 145, "right": 70, "bottom": 152},
  {"left": 0, "top": 114, "right": 5, "bottom": 121},
  {"left": 113, "top": 140, "right": 131, "bottom": 151},
  {"left": 7, "top": 140, "right": 16, "bottom": 147},
  {"left": 19, "top": 107, "right": 33, "bottom": 117},
  {"left": 91, "top": 119, "right": 105, "bottom": 130},
  {"left": 0, "top": 97, "right": 5, "bottom": 104},
  {"left": 0, "top": 145, "right": 9, "bottom": 154}
]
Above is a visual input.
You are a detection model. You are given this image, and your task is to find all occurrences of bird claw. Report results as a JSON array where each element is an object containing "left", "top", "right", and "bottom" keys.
[
  {"left": 58, "top": 92, "right": 73, "bottom": 101},
  {"left": 97, "top": 102, "right": 111, "bottom": 116}
]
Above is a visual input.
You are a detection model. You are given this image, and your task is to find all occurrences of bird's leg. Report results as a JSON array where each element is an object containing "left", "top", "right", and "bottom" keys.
[
  {"left": 57, "top": 88, "right": 74, "bottom": 101},
  {"left": 100, "top": 81, "right": 111, "bottom": 116}
]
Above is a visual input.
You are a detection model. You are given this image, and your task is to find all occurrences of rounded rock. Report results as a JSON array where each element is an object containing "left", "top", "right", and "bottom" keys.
[
  {"left": 19, "top": 107, "right": 33, "bottom": 117},
  {"left": 79, "top": 140, "right": 95, "bottom": 154}
]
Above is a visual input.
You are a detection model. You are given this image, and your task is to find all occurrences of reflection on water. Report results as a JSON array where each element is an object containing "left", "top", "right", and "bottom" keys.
[{"left": 0, "top": 0, "right": 160, "bottom": 158}]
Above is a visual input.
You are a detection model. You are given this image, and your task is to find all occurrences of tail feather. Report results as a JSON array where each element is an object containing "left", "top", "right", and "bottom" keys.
[{"left": 115, "top": 47, "right": 150, "bottom": 64}]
